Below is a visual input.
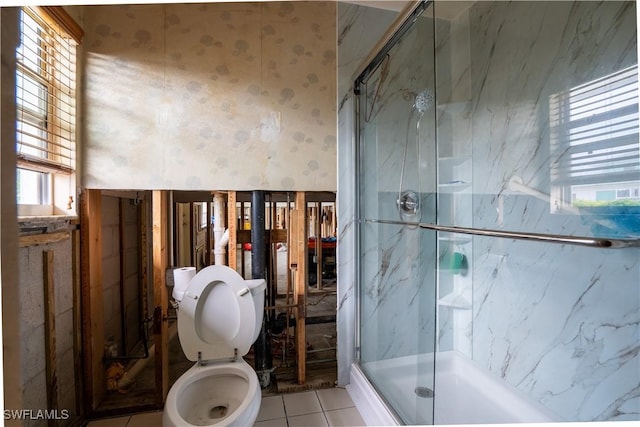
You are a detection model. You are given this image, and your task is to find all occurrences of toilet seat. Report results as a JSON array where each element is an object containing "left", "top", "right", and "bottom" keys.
[{"left": 177, "top": 265, "right": 257, "bottom": 362}]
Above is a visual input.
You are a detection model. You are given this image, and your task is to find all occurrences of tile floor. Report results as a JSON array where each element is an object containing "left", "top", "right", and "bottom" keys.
[{"left": 85, "top": 387, "right": 366, "bottom": 427}]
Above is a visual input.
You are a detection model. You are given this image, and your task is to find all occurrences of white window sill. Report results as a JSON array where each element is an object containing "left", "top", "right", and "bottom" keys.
[
  {"left": 18, "top": 203, "right": 77, "bottom": 220},
  {"left": 18, "top": 213, "right": 78, "bottom": 237}
]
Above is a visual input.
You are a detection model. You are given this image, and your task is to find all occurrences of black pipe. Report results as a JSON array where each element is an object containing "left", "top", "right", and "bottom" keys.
[
  {"left": 251, "top": 191, "right": 272, "bottom": 387},
  {"left": 251, "top": 191, "right": 266, "bottom": 281}
]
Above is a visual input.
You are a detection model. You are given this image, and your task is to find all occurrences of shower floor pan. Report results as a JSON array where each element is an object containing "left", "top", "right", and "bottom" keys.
[{"left": 357, "top": 351, "right": 560, "bottom": 425}]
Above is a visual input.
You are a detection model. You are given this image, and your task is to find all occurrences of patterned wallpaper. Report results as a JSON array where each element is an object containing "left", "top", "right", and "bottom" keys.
[{"left": 83, "top": 2, "right": 336, "bottom": 191}]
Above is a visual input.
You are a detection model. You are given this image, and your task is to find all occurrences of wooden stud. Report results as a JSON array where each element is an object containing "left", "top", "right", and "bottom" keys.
[
  {"left": 80, "top": 189, "right": 105, "bottom": 412},
  {"left": 271, "top": 200, "right": 278, "bottom": 294},
  {"left": 291, "top": 191, "right": 307, "bottom": 384},
  {"left": 286, "top": 199, "right": 293, "bottom": 308},
  {"left": 118, "top": 198, "right": 127, "bottom": 355},
  {"left": 43, "top": 250, "right": 58, "bottom": 426},
  {"left": 140, "top": 195, "right": 150, "bottom": 344},
  {"left": 206, "top": 200, "right": 212, "bottom": 266},
  {"left": 71, "top": 221, "right": 84, "bottom": 419},
  {"left": 240, "top": 201, "right": 246, "bottom": 277},
  {"left": 316, "top": 202, "right": 323, "bottom": 290},
  {"left": 189, "top": 203, "right": 195, "bottom": 267},
  {"left": 284, "top": 198, "right": 293, "bottom": 358},
  {"left": 227, "top": 191, "right": 237, "bottom": 270},
  {"left": 152, "top": 190, "right": 169, "bottom": 405}
]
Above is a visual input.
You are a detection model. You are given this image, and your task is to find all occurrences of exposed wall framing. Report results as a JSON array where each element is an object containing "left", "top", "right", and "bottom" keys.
[
  {"left": 80, "top": 189, "right": 165, "bottom": 416},
  {"left": 227, "top": 191, "right": 336, "bottom": 385}
]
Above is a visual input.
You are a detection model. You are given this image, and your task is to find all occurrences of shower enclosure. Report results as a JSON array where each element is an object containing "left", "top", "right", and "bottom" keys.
[{"left": 352, "top": 1, "right": 639, "bottom": 424}]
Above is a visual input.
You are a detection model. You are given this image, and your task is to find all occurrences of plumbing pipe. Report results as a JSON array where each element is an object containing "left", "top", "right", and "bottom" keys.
[
  {"left": 251, "top": 190, "right": 272, "bottom": 388},
  {"left": 251, "top": 191, "right": 266, "bottom": 281},
  {"left": 213, "top": 230, "right": 230, "bottom": 267},
  {"left": 213, "top": 192, "right": 228, "bottom": 265},
  {"left": 114, "top": 323, "right": 178, "bottom": 392}
]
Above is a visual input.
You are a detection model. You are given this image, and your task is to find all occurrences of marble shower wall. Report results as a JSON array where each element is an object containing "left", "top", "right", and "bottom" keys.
[
  {"left": 437, "top": 1, "right": 639, "bottom": 421},
  {"left": 83, "top": 2, "right": 336, "bottom": 191}
]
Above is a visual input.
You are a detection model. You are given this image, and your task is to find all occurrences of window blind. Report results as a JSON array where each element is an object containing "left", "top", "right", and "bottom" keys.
[
  {"left": 550, "top": 65, "right": 640, "bottom": 186},
  {"left": 16, "top": 7, "right": 78, "bottom": 174}
]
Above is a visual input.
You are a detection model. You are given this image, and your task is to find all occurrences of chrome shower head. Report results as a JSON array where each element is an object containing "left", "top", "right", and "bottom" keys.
[{"left": 414, "top": 89, "right": 434, "bottom": 114}]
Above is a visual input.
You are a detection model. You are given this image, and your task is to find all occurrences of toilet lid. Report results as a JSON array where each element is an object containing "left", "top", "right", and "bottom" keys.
[{"left": 177, "top": 265, "right": 257, "bottom": 362}]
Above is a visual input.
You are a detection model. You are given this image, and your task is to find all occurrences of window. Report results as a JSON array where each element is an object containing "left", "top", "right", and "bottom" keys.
[
  {"left": 617, "top": 189, "right": 631, "bottom": 199},
  {"left": 17, "top": 168, "right": 50, "bottom": 205},
  {"left": 550, "top": 65, "right": 640, "bottom": 210},
  {"left": 16, "top": 6, "right": 82, "bottom": 215}
]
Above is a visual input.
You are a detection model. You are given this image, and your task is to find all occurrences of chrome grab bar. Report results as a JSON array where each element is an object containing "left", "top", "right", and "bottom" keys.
[{"left": 364, "top": 219, "right": 640, "bottom": 249}]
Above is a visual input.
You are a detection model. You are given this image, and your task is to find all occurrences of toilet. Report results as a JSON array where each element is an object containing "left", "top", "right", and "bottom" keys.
[{"left": 163, "top": 265, "right": 266, "bottom": 427}]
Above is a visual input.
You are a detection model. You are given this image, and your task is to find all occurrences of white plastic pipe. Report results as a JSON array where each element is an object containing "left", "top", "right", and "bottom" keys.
[{"left": 213, "top": 192, "right": 229, "bottom": 265}]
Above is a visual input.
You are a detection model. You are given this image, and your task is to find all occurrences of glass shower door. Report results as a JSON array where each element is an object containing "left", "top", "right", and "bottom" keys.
[
  {"left": 355, "top": 2, "right": 438, "bottom": 424},
  {"left": 431, "top": 1, "right": 639, "bottom": 423}
]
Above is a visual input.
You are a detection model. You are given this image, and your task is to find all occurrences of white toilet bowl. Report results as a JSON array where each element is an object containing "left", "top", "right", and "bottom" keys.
[
  {"left": 163, "top": 265, "right": 265, "bottom": 427},
  {"left": 163, "top": 360, "right": 260, "bottom": 426}
]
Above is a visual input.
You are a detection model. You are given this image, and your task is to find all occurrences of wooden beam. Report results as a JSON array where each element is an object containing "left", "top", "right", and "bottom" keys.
[
  {"left": 71, "top": 222, "right": 84, "bottom": 420},
  {"left": 270, "top": 200, "right": 277, "bottom": 294},
  {"left": 286, "top": 199, "right": 293, "bottom": 310},
  {"left": 227, "top": 191, "right": 237, "bottom": 270},
  {"left": 240, "top": 201, "right": 246, "bottom": 277},
  {"left": 80, "top": 189, "right": 104, "bottom": 412},
  {"left": 118, "top": 199, "right": 127, "bottom": 356},
  {"left": 206, "top": 200, "right": 211, "bottom": 266},
  {"left": 36, "top": 6, "right": 84, "bottom": 44},
  {"left": 237, "top": 229, "right": 251, "bottom": 244},
  {"left": 43, "top": 250, "right": 57, "bottom": 426},
  {"left": 140, "top": 195, "right": 150, "bottom": 344},
  {"left": 152, "top": 190, "right": 169, "bottom": 405},
  {"left": 270, "top": 229, "right": 288, "bottom": 243},
  {"left": 189, "top": 203, "right": 195, "bottom": 267},
  {"left": 316, "top": 203, "right": 323, "bottom": 290},
  {"left": 19, "top": 231, "right": 70, "bottom": 247},
  {"left": 290, "top": 191, "right": 307, "bottom": 384}
]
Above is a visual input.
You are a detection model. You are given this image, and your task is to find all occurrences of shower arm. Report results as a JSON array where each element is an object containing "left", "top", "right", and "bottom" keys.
[{"left": 364, "top": 219, "right": 640, "bottom": 249}]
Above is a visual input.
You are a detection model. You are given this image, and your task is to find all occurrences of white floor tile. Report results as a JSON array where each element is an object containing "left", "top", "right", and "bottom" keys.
[
  {"left": 287, "top": 412, "right": 329, "bottom": 427},
  {"left": 85, "top": 388, "right": 367, "bottom": 427},
  {"left": 283, "top": 390, "right": 323, "bottom": 417},
  {"left": 127, "top": 410, "right": 163, "bottom": 427},
  {"left": 316, "top": 387, "right": 354, "bottom": 411},
  {"left": 253, "top": 417, "right": 288, "bottom": 427},
  {"left": 85, "top": 416, "right": 130, "bottom": 427},
  {"left": 324, "top": 407, "right": 366, "bottom": 427},
  {"left": 256, "top": 395, "right": 286, "bottom": 421}
]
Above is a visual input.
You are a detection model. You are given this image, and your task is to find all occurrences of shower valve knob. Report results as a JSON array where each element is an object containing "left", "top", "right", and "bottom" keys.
[{"left": 397, "top": 190, "right": 420, "bottom": 215}]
